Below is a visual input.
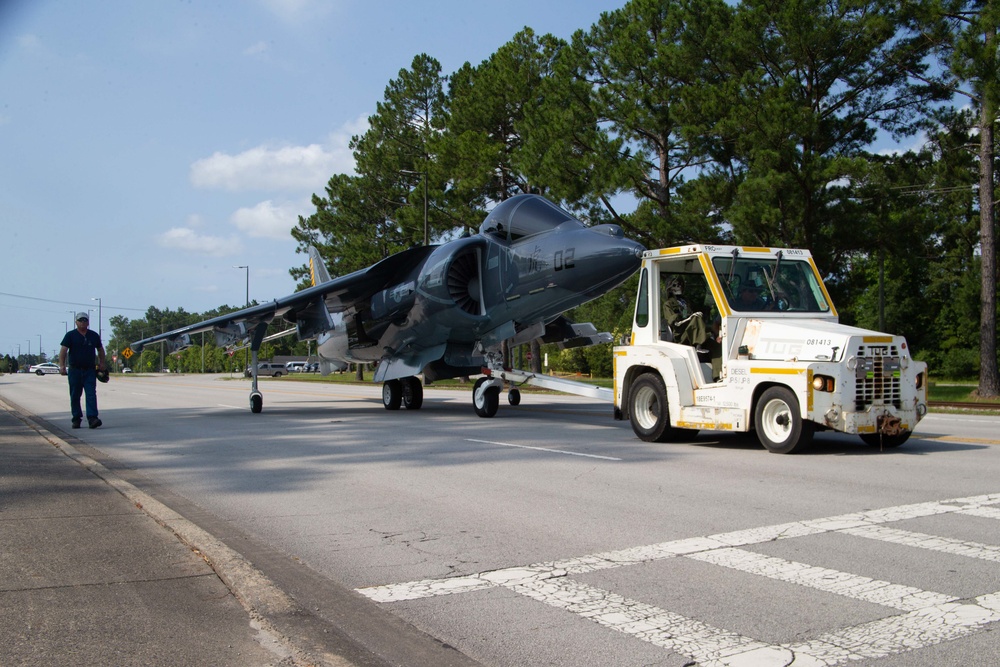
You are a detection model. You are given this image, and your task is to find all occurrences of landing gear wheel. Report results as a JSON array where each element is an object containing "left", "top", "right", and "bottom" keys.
[
  {"left": 860, "top": 431, "right": 911, "bottom": 448},
  {"left": 382, "top": 379, "right": 402, "bottom": 410},
  {"left": 250, "top": 393, "right": 263, "bottom": 414},
  {"left": 473, "top": 377, "right": 500, "bottom": 418},
  {"left": 507, "top": 387, "right": 521, "bottom": 406},
  {"left": 754, "top": 386, "right": 812, "bottom": 454},
  {"left": 401, "top": 377, "right": 423, "bottom": 410}
]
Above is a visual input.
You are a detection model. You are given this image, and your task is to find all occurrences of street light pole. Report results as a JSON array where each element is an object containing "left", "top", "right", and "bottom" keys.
[
  {"left": 91, "top": 297, "right": 102, "bottom": 339},
  {"left": 234, "top": 265, "right": 249, "bottom": 372}
]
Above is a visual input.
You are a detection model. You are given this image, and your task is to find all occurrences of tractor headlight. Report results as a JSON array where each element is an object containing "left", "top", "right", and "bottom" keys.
[{"left": 812, "top": 375, "right": 835, "bottom": 392}]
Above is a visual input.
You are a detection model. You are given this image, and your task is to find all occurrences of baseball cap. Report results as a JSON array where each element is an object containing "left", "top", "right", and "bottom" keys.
[{"left": 75, "top": 312, "right": 89, "bottom": 321}]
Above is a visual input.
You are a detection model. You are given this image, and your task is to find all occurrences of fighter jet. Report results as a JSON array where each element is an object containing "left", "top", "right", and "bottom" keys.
[{"left": 131, "top": 194, "right": 644, "bottom": 417}]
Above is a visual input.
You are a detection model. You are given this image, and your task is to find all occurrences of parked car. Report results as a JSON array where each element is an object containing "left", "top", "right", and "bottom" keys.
[
  {"left": 29, "top": 362, "right": 60, "bottom": 375},
  {"left": 244, "top": 362, "right": 287, "bottom": 378},
  {"left": 121, "top": 367, "right": 133, "bottom": 373},
  {"left": 285, "top": 361, "right": 307, "bottom": 373}
]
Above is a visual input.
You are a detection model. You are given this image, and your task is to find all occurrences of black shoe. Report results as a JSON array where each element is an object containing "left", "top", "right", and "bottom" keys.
[
  {"left": 72, "top": 420, "right": 81, "bottom": 429},
  {"left": 88, "top": 417, "right": 102, "bottom": 429}
]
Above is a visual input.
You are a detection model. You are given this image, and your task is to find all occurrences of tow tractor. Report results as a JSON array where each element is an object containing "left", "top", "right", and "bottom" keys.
[{"left": 612, "top": 245, "right": 928, "bottom": 453}]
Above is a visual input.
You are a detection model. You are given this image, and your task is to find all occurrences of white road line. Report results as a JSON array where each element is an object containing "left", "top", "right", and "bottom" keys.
[
  {"left": 465, "top": 438, "right": 622, "bottom": 461},
  {"left": 959, "top": 505, "right": 1000, "bottom": 520},
  {"left": 514, "top": 575, "right": 1000, "bottom": 666},
  {"left": 840, "top": 525, "right": 1000, "bottom": 563},
  {"left": 511, "top": 576, "right": 782, "bottom": 667},
  {"left": 687, "top": 547, "right": 956, "bottom": 611},
  {"left": 787, "top": 592, "right": 1000, "bottom": 666},
  {"left": 358, "top": 493, "right": 1000, "bottom": 603},
  {"left": 356, "top": 494, "right": 1000, "bottom": 665}
]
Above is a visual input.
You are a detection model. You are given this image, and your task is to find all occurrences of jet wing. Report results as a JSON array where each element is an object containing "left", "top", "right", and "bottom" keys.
[{"left": 131, "top": 245, "right": 436, "bottom": 354}]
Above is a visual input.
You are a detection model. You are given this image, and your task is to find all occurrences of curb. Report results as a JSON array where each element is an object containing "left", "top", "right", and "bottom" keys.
[{"left": 0, "top": 397, "right": 351, "bottom": 667}]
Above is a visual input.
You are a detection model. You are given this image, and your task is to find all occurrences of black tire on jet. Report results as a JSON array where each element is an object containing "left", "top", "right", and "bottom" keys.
[
  {"left": 250, "top": 393, "right": 263, "bottom": 414},
  {"left": 473, "top": 377, "right": 500, "bottom": 418},
  {"left": 508, "top": 387, "right": 521, "bottom": 406},
  {"left": 382, "top": 379, "right": 402, "bottom": 410},
  {"left": 401, "top": 377, "right": 423, "bottom": 410}
]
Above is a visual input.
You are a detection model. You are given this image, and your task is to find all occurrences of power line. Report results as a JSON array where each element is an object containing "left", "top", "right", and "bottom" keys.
[{"left": 0, "top": 291, "right": 146, "bottom": 312}]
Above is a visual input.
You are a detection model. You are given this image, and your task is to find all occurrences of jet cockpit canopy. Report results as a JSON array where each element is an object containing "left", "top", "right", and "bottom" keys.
[{"left": 479, "top": 194, "right": 581, "bottom": 242}]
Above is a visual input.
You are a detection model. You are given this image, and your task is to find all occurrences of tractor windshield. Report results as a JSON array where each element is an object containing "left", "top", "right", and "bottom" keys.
[{"left": 712, "top": 255, "right": 831, "bottom": 313}]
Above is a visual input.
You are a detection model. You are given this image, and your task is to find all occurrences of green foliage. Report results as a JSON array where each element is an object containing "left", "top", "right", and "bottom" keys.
[{"left": 110, "top": 1, "right": 1000, "bottom": 390}]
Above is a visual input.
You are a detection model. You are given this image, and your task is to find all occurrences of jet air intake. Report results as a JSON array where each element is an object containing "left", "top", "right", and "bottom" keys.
[{"left": 447, "top": 247, "right": 483, "bottom": 316}]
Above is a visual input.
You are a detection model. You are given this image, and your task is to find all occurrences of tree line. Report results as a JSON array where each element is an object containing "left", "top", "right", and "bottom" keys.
[{"left": 114, "top": 0, "right": 999, "bottom": 391}]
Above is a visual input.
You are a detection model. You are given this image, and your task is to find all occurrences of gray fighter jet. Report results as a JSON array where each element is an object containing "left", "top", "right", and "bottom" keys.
[{"left": 131, "top": 194, "right": 644, "bottom": 416}]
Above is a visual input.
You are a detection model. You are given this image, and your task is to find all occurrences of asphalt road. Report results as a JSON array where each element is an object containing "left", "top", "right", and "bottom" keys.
[{"left": 2, "top": 372, "right": 999, "bottom": 666}]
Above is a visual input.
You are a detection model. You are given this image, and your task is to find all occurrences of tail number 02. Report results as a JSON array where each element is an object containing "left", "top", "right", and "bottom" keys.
[{"left": 554, "top": 248, "right": 576, "bottom": 271}]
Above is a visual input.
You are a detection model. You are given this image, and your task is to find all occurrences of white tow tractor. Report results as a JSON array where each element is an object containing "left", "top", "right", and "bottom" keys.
[{"left": 613, "top": 245, "right": 929, "bottom": 453}]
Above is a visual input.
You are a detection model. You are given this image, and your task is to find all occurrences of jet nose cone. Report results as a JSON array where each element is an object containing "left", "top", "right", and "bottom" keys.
[{"left": 579, "top": 226, "right": 645, "bottom": 296}]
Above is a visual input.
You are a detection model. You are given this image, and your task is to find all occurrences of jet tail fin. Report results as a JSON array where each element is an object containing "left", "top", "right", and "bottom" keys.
[{"left": 308, "top": 246, "right": 332, "bottom": 286}]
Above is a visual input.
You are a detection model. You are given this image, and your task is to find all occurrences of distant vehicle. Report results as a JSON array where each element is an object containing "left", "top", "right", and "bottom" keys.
[
  {"left": 29, "top": 362, "right": 60, "bottom": 375},
  {"left": 285, "top": 361, "right": 307, "bottom": 372},
  {"left": 122, "top": 367, "right": 133, "bottom": 373},
  {"left": 244, "top": 362, "right": 286, "bottom": 378}
]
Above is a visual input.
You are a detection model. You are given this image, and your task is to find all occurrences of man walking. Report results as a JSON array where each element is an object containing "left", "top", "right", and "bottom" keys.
[{"left": 59, "top": 312, "right": 106, "bottom": 429}]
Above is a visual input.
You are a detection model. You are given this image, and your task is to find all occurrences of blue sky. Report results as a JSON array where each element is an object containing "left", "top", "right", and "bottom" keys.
[{"left": 0, "top": 0, "right": 627, "bottom": 359}]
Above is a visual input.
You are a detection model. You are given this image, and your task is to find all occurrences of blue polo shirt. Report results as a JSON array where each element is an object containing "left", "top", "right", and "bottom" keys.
[{"left": 61, "top": 329, "right": 103, "bottom": 369}]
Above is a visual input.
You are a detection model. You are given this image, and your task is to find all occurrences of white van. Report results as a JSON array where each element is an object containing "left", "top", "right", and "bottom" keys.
[{"left": 285, "top": 361, "right": 307, "bottom": 373}]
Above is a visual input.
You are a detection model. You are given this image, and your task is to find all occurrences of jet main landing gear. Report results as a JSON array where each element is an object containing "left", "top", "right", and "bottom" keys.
[{"left": 382, "top": 377, "right": 424, "bottom": 410}]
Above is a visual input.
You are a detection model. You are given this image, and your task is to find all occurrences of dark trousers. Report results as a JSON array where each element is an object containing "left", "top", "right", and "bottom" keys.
[{"left": 68, "top": 368, "right": 98, "bottom": 422}]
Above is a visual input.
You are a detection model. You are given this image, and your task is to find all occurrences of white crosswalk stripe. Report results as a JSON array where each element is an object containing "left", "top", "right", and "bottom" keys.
[
  {"left": 357, "top": 493, "right": 1000, "bottom": 665},
  {"left": 841, "top": 524, "right": 1000, "bottom": 563},
  {"left": 686, "top": 547, "right": 956, "bottom": 611}
]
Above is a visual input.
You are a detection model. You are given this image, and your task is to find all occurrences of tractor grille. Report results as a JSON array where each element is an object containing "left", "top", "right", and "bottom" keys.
[{"left": 854, "top": 344, "right": 902, "bottom": 411}]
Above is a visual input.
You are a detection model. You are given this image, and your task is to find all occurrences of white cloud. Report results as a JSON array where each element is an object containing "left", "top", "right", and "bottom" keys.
[
  {"left": 190, "top": 144, "right": 340, "bottom": 191},
  {"left": 189, "top": 116, "right": 365, "bottom": 193},
  {"left": 230, "top": 199, "right": 305, "bottom": 239},
  {"left": 156, "top": 227, "right": 244, "bottom": 256},
  {"left": 243, "top": 40, "right": 271, "bottom": 57}
]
